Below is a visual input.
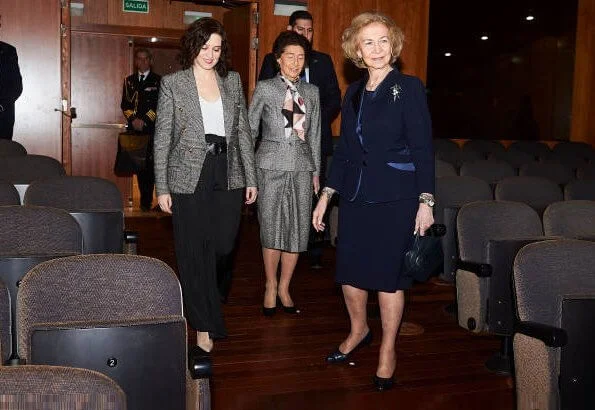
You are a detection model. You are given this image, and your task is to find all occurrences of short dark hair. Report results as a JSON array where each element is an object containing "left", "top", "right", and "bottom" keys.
[
  {"left": 272, "top": 30, "right": 310, "bottom": 61},
  {"left": 178, "top": 18, "right": 229, "bottom": 77},
  {"left": 135, "top": 48, "right": 152, "bottom": 60},
  {"left": 288, "top": 10, "right": 313, "bottom": 26}
]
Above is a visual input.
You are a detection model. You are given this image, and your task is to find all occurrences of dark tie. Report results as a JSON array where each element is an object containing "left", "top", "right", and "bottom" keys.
[{"left": 139, "top": 74, "right": 145, "bottom": 82}]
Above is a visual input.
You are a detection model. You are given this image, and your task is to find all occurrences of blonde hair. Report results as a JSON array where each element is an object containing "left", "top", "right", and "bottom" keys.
[{"left": 341, "top": 11, "right": 404, "bottom": 69}]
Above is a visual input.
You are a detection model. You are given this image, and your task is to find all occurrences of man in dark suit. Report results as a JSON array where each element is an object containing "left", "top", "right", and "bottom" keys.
[
  {"left": 121, "top": 48, "right": 161, "bottom": 211},
  {"left": 0, "top": 41, "right": 23, "bottom": 140},
  {"left": 259, "top": 10, "right": 341, "bottom": 268}
]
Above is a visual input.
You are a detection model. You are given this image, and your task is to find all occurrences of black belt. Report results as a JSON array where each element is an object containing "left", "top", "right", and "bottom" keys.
[{"left": 205, "top": 134, "right": 227, "bottom": 155}]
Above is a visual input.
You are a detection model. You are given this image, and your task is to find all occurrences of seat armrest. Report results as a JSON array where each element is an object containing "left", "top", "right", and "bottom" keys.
[
  {"left": 457, "top": 260, "right": 492, "bottom": 277},
  {"left": 515, "top": 321, "right": 567, "bottom": 347},
  {"left": 124, "top": 230, "right": 138, "bottom": 244},
  {"left": 123, "top": 230, "right": 138, "bottom": 255}
]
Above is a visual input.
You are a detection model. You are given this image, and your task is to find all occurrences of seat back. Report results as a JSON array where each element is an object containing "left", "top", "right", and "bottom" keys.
[
  {"left": 519, "top": 161, "right": 575, "bottom": 186},
  {"left": 456, "top": 201, "right": 542, "bottom": 332},
  {"left": 0, "top": 280, "right": 10, "bottom": 364},
  {"left": 459, "top": 160, "right": 515, "bottom": 186},
  {"left": 488, "top": 149, "right": 535, "bottom": 171},
  {"left": 543, "top": 200, "right": 595, "bottom": 238},
  {"left": 0, "top": 155, "right": 66, "bottom": 203},
  {"left": 435, "top": 159, "right": 457, "bottom": 177},
  {"left": 0, "top": 205, "right": 82, "bottom": 361},
  {"left": 495, "top": 176, "right": 563, "bottom": 215},
  {"left": 507, "top": 141, "right": 551, "bottom": 161},
  {"left": 513, "top": 240, "right": 595, "bottom": 410},
  {"left": 552, "top": 141, "right": 594, "bottom": 165},
  {"left": 462, "top": 140, "right": 505, "bottom": 159},
  {"left": 0, "top": 182, "right": 20, "bottom": 206},
  {"left": 18, "top": 254, "right": 186, "bottom": 410},
  {"left": 0, "top": 140, "right": 27, "bottom": 157},
  {"left": 435, "top": 176, "right": 492, "bottom": 281},
  {"left": 564, "top": 180, "right": 595, "bottom": 200},
  {"left": 576, "top": 164, "right": 595, "bottom": 180},
  {"left": 0, "top": 365, "right": 126, "bottom": 409},
  {"left": 24, "top": 176, "right": 125, "bottom": 253}
]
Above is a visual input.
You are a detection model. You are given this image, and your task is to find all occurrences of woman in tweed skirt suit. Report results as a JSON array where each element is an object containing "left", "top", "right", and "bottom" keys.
[{"left": 246, "top": 31, "right": 321, "bottom": 315}]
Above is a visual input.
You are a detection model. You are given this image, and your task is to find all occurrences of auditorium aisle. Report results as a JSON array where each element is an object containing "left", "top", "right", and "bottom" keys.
[{"left": 126, "top": 213, "right": 514, "bottom": 410}]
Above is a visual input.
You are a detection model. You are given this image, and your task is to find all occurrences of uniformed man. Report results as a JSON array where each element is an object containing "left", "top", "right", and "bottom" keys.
[
  {"left": 121, "top": 48, "right": 161, "bottom": 211},
  {"left": 0, "top": 40, "right": 23, "bottom": 140}
]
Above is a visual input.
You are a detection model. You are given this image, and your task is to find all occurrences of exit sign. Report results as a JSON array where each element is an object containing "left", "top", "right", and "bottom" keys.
[{"left": 123, "top": 0, "right": 149, "bottom": 13}]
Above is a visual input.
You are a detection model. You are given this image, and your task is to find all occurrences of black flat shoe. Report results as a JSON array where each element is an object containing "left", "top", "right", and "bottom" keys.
[
  {"left": 188, "top": 345, "right": 212, "bottom": 379},
  {"left": 326, "top": 330, "right": 372, "bottom": 363},
  {"left": 373, "top": 375, "right": 395, "bottom": 391},
  {"left": 262, "top": 306, "right": 277, "bottom": 316},
  {"left": 277, "top": 296, "right": 300, "bottom": 314}
]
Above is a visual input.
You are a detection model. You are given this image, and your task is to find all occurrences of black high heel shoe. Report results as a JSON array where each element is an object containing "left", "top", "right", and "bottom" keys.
[
  {"left": 373, "top": 374, "right": 395, "bottom": 392},
  {"left": 277, "top": 296, "right": 299, "bottom": 314},
  {"left": 262, "top": 305, "right": 277, "bottom": 316},
  {"left": 326, "top": 330, "right": 372, "bottom": 363},
  {"left": 188, "top": 345, "right": 212, "bottom": 379}
]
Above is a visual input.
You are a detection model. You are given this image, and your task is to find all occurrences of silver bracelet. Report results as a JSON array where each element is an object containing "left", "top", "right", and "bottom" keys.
[
  {"left": 321, "top": 187, "right": 335, "bottom": 200},
  {"left": 418, "top": 193, "right": 435, "bottom": 207}
]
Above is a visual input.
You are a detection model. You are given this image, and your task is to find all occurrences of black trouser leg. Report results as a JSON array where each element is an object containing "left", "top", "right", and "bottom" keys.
[
  {"left": 137, "top": 164, "right": 154, "bottom": 210},
  {"left": 308, "top": 155, "right": 328, "bottom": 266}
]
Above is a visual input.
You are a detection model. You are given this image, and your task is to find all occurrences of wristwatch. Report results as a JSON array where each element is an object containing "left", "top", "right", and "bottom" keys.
[{"left": 419, "top": 193, "right": 435, "bottom": 207}]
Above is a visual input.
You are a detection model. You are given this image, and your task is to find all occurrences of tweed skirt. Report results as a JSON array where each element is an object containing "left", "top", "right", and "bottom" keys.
[{"left": 257, "top": 168, "right": 313, "bottom": 252}]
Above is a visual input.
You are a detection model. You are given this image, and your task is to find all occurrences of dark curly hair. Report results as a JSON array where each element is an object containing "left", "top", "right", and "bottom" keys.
[
  {"left": 272, "top": 31, "right": 311, "bottom": 62},
  {"left": 178, "top": 18, "right": 229, "bottom": 77}
]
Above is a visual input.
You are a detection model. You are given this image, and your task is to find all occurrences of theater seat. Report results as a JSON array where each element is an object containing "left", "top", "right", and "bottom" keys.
[
  {"left": 513, "top": 239, "right": 595, "bottom": 410},
  {"left": 24, "top": 176, "right": 137, "bottom": 254},
  {"left": 543, "top": 200, "right": 595, "bottom": 239},
  {"left": 0, "top": 280, "right": 10, "bottom": 364},
  {"left": 17, "top": 254, "right": 210, "bottom": 410},
  {"left": 0, "top": 365, "right": 126, "bottom": 409},
  {"left": 0, "top": 155, "right": 65, "bottom": 203},
  {"left": 495, "top": 176, "right": 563, "bottom": 216},
  {"left": 0, "top": 140, "right": 27, "bottom": 157},
  {"left": 0, "top": 182, "right": 20, "bottom": 206},
  {"left": 0, "top": 205, "right": 82, "bottom": 364}
]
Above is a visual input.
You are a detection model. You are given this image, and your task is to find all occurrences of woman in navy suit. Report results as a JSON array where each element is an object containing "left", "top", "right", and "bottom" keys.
[{"left": 312, "top": 11, "right": 435, "bottom": 391}]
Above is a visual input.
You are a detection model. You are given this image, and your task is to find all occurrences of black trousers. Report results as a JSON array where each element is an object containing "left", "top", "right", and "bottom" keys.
[
  {"left": 308, "top": 155, "right": 329, "bottom": 260},
  {"left": 171, "top": 139, "right": 242, "bottom": 339},
  {"left": 137, "top": 164, "right": 154, "bottom": 210}
]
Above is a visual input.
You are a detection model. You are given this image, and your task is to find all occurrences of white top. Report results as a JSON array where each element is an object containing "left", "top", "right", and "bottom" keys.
[{"left": 199, "top": 95, "right": 225, "bottom": 136}]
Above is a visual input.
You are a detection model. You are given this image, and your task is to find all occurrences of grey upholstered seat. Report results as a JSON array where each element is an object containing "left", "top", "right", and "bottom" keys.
[
  {"left": 0, "top": 365, "right": 126, "bottom": 409},
  {"left": 0, "top": 155, "right": 65, "bottom": 202},
  {"left": 542, "top": 200, "right": 595, "bottom": 238},
  {"left": 17, "top": 254, "right": 209, "bottom": 410},
  {"left": 24, "top": 176, "right": 134, "bottom": 254},
  {"left": 459, "top": 159, "right": 515, "bottom": 186},
  {"left": 552, "top": 141, "right": 594, "bottom": 166},
  {"left": 513, "top": 239, "right": 595, "bottom": 410},
  {"left": 507, "top": 140, "right": 552, "bottom": 162},
  {"left": 576, "top": 164, "right": 595, "bottom": 180},
  {"left": 495, "top": 176, "right": 563, "bottom": 215},
  {"left": 435, "top": 176, "right": 493, "bottom": 282},
  {"left": 462, "top": 139, "right": 506, "bottom": 159},
  {"left": 0, "top": 182, "right": 20, "bottom": 205},
  {"left": 435, "top": 159, "right": 457, "bottom": 177},
  {"left": 519, "top": 161, "right": 575, "bottom": 186},
  {"left": 0, "top": 280, "right": 10, "bottom": 364},
  {"left": 456, "top": 200, "right": 543, "bottom": 334},
  {"left": 564, "top": 179, "right": 595, "bottom": 200},
  {"left": 433, "top": 138, "right": 460, "bottom": 154},
  {"left": 488, "top": 149, "right": 535, "bottom": 171},
  {"left": 0, "top": 205, "right": 82, "bottom": 363},
  {"left": 0, "top": 140, "right": 27, "bottom": 157}
]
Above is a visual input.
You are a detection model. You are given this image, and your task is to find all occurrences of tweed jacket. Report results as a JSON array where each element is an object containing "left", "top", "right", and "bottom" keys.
[
  {"left": 246, "top": 76, "right": 321, "bottom": 186},
  {"left": 153, "top": 68, "right": 253, "bottom": 195}
]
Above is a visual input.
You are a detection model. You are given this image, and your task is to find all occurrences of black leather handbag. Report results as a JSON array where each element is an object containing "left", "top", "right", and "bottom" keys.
[{"left": 403, "top": 224, "right": 446, "bottom": 282}]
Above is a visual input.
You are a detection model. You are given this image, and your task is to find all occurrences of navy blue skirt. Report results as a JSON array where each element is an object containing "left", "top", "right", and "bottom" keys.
[{"left": 335, "top": 198, "right": 418, "bottom": 292}]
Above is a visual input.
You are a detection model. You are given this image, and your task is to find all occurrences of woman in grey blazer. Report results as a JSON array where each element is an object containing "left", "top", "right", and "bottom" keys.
[
  {"left": 247, "top": 31, "right": 321, "bottom": 315},
  {"left": 153, "top": 18, "right": 256, "bottom": 358}
]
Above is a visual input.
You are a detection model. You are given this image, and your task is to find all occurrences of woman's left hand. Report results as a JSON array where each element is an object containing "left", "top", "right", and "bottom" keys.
[
  {"left": 245, "top": 187, "right": 258, "bottom": 204},
  {"left": 415, "top": 203, "right": 434, "bottom": 236},
  {"left": 312, "top": 175, "right": 320, "bottom": 195}
]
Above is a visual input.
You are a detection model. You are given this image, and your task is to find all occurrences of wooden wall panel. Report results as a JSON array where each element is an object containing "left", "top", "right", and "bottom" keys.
[
  {"left": 71, "top": 33, "right": 132, "bottom": 204},
  {"left": 70, "top": 0, "right": 109, "bottom": 25},
  {"left": 570, "top": 0, "right": 595, "bottom": 144},
  {"left": 1, "top": 0, "right": 62, "bottom": 159},
  {"left": 256, "top": 0, "right": 290, "bottom": 70}
]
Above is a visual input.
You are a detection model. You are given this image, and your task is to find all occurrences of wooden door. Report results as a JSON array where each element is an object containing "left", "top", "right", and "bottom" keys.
[
  {"left": 224, "top": 2, "right": 259, "bottom": 99},
  {"left": 70, "top": 32, "right": 132, "bottom": 205}
]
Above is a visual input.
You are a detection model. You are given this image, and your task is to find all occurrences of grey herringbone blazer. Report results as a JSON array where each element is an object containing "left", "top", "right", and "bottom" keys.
[
  {"left": 153, "top": 68, "right": 254, "bottom": 195},
  {"left": 245, "top": 77, "right": 321, "bottom": 185}
]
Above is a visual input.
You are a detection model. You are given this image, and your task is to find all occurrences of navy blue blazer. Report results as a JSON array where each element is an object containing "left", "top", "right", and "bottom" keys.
[
  {"left": 259, "top": 50, "right": 341, "bottom": 156},
  {"left": 327, "top": 69, "right": 434, "bottom": 202}
]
